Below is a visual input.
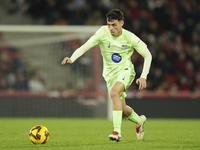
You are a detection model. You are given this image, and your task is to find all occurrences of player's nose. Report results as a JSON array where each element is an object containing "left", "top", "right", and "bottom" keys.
[{"left": 108, "top": 25, "right": 113, "bottom": 30}]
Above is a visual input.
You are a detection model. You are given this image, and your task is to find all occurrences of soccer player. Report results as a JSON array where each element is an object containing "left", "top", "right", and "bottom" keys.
[{"left": 61, "top": 9, "right": 152, "bottom": 142}]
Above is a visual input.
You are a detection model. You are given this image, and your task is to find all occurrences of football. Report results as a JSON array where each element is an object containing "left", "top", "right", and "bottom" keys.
[{"left": 29, "top": 125, "right": 50, "bottom": 144}]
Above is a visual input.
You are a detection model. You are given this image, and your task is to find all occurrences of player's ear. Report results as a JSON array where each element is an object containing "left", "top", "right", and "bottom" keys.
[{"left": 120, "top": 21, "right": 124, "bottom": 27}]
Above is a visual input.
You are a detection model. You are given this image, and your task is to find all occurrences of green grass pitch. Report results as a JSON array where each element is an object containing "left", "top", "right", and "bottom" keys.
[{"left": 0, "top": 118, "right": 200, "bottom": 150}]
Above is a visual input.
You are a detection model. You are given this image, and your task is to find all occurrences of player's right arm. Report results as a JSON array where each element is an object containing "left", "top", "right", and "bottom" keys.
[
  {"left": 61, "top": 42, "right": 91, "bottom": 65},
  {"left": 61, "top": 26, "right": 104, "bottom": 65}
]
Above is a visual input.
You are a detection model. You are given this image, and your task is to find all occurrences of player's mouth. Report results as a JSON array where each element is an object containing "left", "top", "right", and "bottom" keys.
[{"left": 110, "top": 31, "right": 114, "bottom": 35}]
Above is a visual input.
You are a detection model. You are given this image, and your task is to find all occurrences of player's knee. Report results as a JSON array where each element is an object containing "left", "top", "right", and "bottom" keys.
[{"left": 110, "top": 89, "right": 119, "bottom": 100}]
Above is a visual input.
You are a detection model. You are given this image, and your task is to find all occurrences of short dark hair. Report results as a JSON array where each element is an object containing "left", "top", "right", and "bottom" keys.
[{"left": 106, "top": 9, "right": 124, "bottom": 22}]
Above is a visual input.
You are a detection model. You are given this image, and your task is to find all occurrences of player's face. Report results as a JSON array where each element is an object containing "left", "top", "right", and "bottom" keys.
[{"left": 107, "top": 19, "right": 124, "bottom": 37}]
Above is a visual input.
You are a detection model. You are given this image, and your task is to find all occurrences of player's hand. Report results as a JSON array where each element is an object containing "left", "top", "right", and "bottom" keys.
[
  {"left": 61, "top": 57, "right": 72, "bottom": 65},
  {"left": 136, "top": 78, "right": 147, "bottom": 90}
]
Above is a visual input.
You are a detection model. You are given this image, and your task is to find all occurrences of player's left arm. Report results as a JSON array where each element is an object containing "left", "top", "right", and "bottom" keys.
[
  {"left": 130, "top": 33, "right": 152, "bottom": 90},
  {"left": 136, "top": 48, "right": 152, "bottom": 90}
]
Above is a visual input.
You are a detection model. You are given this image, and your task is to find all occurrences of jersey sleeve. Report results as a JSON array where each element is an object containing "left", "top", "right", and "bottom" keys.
[
  {"left": 87, "top": 26, "right": 104, "bottom": 47},
  {"left": 69, "top": 42, "right": 91, "bottom": 63},
  {"left": 70, "top": 26, "right": 104, "bottom": 63},
  {"left": 139, "top": 48, "right": 152, "bottom": 79},
  {"left": 131, "top": 33, "right": 147, "bottom": 54},
  {"left": 130, "top": 33, "right": 152, "bottom": 79}
]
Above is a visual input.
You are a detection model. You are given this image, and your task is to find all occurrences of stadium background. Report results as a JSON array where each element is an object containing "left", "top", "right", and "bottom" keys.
[{"left": 0, "top": 0, "right": 200, "bottom": 118}]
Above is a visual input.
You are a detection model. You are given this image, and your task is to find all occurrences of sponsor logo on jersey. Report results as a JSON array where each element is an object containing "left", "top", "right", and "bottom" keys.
[
  {"left": 121, "top": 45, "right": 127, "bottom": 50},
  {"left": 111, "top": 53, "right": 122, "bottom": 63}
]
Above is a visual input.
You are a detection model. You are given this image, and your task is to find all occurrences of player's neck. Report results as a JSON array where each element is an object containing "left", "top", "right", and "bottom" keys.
[{"left": 118, "top": 29, "right": 122, "bottom": 36}]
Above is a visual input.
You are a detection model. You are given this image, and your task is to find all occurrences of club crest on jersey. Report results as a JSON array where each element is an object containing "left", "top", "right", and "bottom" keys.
[
  {"left": 111, "top": 53, "right": 122, "bottom": 63},
  {"left": 121, "top": 45, "right": 127, "bottom": 50}
]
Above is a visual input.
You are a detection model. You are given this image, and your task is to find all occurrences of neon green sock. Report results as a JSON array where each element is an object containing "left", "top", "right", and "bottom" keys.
[
  {"left": 113, "top": 110, "right": 122, "bottom": 134},
  {"left": 126, "top": 110, "right": 142, "bottom": 126}
]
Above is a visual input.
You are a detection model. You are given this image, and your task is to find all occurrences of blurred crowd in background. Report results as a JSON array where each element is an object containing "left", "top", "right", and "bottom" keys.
[
  {"left": 0, "top": 0, "right": 200, "bottom": 93},
  {"left": 0, "top": 47, "right": 46, "bottom": 92}
]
